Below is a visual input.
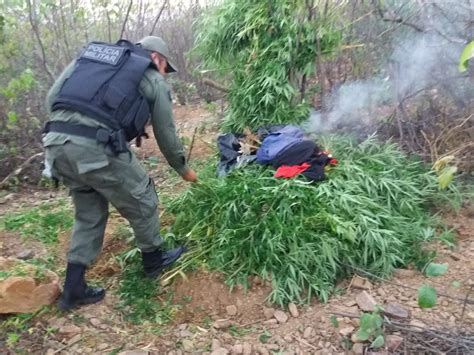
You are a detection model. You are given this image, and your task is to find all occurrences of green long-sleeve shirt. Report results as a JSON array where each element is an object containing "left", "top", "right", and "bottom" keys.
[{"left": 43, "top": 61, "right": 189, "bottom": 176}]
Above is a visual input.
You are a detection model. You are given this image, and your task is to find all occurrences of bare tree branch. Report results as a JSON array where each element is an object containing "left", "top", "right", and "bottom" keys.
[
  {"left": 202, "top": 78, "right": 230, "bottom": 93},
  {"left": 26, "top": 0, "right": 54, "bottom": 83},
  {"left": 149, "top": 0, "right": 169, "bottom": 36},
  {"left": 119, "top": 0, "right": 134, "bottom": 39}
]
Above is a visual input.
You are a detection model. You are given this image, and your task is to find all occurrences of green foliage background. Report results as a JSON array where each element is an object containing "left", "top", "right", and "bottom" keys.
[{"left": 194, "top": 0, "right": 342, "bottom": 131}]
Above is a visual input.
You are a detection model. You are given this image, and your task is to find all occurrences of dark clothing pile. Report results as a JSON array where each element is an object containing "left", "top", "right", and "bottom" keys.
[{"left": 217, "top": 125, "right": 337, "bottom": 182}]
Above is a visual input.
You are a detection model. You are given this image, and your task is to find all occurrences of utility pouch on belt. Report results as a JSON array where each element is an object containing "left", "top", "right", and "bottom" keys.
[{"left": 43, "top": 121, "right": 129, "bottom": 155}]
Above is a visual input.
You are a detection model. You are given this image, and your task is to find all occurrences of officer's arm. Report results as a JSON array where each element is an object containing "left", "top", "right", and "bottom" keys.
[
  {"left": 150, "top": 80, "right": 190, "bottom": 176},
  {"left": 46, "top": 61, "right": 76, "bottom": 114}
]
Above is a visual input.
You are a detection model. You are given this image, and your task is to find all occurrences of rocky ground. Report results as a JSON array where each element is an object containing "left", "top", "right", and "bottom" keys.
[{"left": 1, "top": 104, "right": 473, "bottom": 354}]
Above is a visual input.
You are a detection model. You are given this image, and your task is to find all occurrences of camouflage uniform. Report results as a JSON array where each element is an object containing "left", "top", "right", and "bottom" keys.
[{"left": 44, "top": 59, "right": 188, "bottom": 266}]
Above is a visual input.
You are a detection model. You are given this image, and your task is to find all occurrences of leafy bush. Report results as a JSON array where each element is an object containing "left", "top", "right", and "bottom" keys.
[
  {"left": 194, "top": 0, "right": 342, "bottom": 131},
  {"left": 168, "top": 135, "right": 458, "bottom": 305}
]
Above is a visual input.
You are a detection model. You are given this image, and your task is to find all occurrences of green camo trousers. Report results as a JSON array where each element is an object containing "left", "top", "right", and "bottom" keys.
[{"left": 45, "top": 142, "right": 162, "bottom": 266}]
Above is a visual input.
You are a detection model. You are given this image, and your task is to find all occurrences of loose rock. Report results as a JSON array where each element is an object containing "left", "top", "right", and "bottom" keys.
[
  {"left": 59, "top": 324, "right": 82, "bottom": 336},
  {"left": 352, "top": 343, "right": 364, "bottom": 354},
  {"left": 409, "top": 320, "right": 426, "bottom": 329},
  {"left": 384, "top": 303, "right": 410, "bottom": 319},
  {"left": 90, "top": 318, "right": 102, "bottom": 327},
  {"left": 351, "top": 275, "right": 372, "bottom": 290},
  {"left": 212, "top": 339, "right": 221, "bottom": 351},
  {"left": 356, "top": 291, "right": 378, "bottom": 312},
  {"left": 242, "top": 342, "right": 252, "bottom": 355},
  {"left": 288, "top": 303, "right": 299, "bottom": 317},
  {"left": 226, "top": 305, "right": 238, "bottom": 316},
  {"left": 274, "top": 310, "right": 289, "bottom": 324},
  {"left": 0, "top": 258, "right": 60, "bottom": 314},
  {"left": 256, "top": 346, "right": 269, "bottom": 355},
  {"left": 231, "top": 344, "right": 243, "bottom": 354},
  {"left": 211, "top": 348, "right": 229, "bottom": 355},
  {"left": 339, "top": 326, "right": 355, "bottom": 337},
  {"left": 182, "top": 339, "right": 194, "bottom": 352},
  {"left": 303, "top": 326, "right": 314, "bottom": 339},
  {"left": 351, "top": 332, "right": 365, "bottom": 343},
  {"left": 16, "top": 250, "right": 34, "bottom": 260},
  {"left": 263, "top": 307, "right": 275, "bottom": 320},
  {"left": 385, "top": 335, "right": 404, "bottom": 352},
  {"left": 213, "top": 319, "right": 232, "bottom": 329}
]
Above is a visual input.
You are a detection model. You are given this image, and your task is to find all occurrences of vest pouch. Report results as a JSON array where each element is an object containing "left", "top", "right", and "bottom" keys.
[
  {"left": 120, "top": 96, "right": 150, "bottom": 141},
  {"left": 103, "top": 85, "right": 126, "bottom": 110}
]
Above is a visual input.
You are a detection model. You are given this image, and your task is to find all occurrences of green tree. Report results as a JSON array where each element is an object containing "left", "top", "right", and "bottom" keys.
[{"left": 194, "top": 0, "right": 342, "bottom": 131}]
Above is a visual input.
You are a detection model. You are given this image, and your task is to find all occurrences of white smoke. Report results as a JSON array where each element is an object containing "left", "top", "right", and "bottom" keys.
[{"left": 304, "top": 1, "right": 472, "bottom": 133}]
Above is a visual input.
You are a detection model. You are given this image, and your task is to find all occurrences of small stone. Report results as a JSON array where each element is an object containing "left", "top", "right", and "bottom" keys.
[
  {"left": 90, "top": 318, "right": 102, "bottom": 327},
  {"left": 231, "top": 344, "right": 243, "bottom": 354},
  {"left": 212, "top": 339, "right": 221, "bottom": 351},
  {"left": 97, "top": 343, "right": 109, "bottom": 351},
  {"left": 118, "top": 351, "right": 149, "bottom": 355},
  {"left": 256, "top": 346, "right": 269, "bottom": 355},
  {"left": 180, "top": 330, "right": 193, "bottom": 338},
  {"left": 339, "top": 326, "right": 355, "bottom": 337},
  {"left": 45, "top": 350, "right": 55, "bottom": 355},
  {"left": 213, "top": 319, "right": 232, "bottom": 329},
  {"left": 274, "top": 310, "right": 289, "bottom": 323},
  {"left": 355, "top": 291, "right": 378, "bottom": 312},
  {"left": 303, "top": 327, "right": 314, "bottom": 339},
  {"left": 59, "top": 324, "right": 81, "bottom": 335},
  {"left": 385, "top": 335, "right": 403, "bottom": 352},
  {"left": 226, "top": 305, "right": 238, "bottom": 316},
  {"left": 182, "top": 339, "right": 194, "bottom": 352},
  {"left": 344, "top": 299, "right": 358, "bottom": 307},
  {"left": 242, "top": 342, "right": 252, "bottom": 355},
  {"left": 263, "top": 319, "right": 278, "bottom": 326},
  {"left": 68, "top": 333, "right": 82, "bottom": 345},
  {"left": 178, "top": 323, "right": 188, "bottom": 331},
  {"left": 211, "top": 348, "right": 229, "bottom": 355},
  {"left": 384, "top": 303, "right": 410, "bottom": 319},
  {"left": 16, "top": 249, "right": 34, "bottom": 260},
  {"left": 351, "top": 275, "right": 372, "bottom": 290},
  {"left": 351, "top": 318, "right": 360, "bottom": 327},
  {"left": 288, "top": 303, "right": 299, "bottom": 317},
  {"left": 352, "top": 343, "right": 364, "bottom": 354},
  {"left": 377, "top": 288, "right": 387, "bottom": 297},
  {"left": 263, "top": 307, "right": 275, "bottom": 319},
  {"left": 409, "top": 320, "right": 426, "bottom": 329},
  {"left": 441, "top": 300, "right": 449, "bottom": 307},
  {"left": 467, "top": 312, "right": 474, "bottom": 320},
  {"left": 351, "top": 333, "right": 365, "bottom": 343}
]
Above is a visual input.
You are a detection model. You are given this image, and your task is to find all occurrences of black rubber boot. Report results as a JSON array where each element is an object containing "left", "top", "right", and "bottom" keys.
[
  {"left": 57, "top": 263, "right": 105, "bottom": 311},
  {"left": 142, "top": 246, "right": 186, "bottom": 278}
]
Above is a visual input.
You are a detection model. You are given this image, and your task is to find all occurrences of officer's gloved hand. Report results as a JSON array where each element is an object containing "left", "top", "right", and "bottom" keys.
[{"left": 182, "top": 169, "right": 198, "bottom": 183}]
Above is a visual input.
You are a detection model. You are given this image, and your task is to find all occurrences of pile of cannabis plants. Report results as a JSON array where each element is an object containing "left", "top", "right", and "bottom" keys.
[{"left": 168, "top": 136, "right": 456, "bottom": 305}]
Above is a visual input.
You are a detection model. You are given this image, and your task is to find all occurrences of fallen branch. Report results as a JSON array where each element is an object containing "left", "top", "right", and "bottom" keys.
[
  {"left": 0, "top": 152, "right": 44, "bottom": 189},
  {"left": 202, "top": 78, "right": 230, "bottom": 93}
]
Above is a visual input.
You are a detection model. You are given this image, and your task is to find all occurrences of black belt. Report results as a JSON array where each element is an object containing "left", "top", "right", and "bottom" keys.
[{"left": 43, "top": 121, "right": 128, "bottom": 154}]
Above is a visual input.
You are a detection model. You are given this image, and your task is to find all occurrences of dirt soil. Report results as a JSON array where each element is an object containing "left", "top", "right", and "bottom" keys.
[{"left": 0, "top": 104, "right": 473, "bottom": 355}]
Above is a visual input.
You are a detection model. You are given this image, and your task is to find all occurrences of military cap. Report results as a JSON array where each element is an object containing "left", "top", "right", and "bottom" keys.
[{"left": 137, "top": 36, "right": 177, "bottom": 73}]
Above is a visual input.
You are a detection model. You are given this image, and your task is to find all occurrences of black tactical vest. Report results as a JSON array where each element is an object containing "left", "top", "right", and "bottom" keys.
[{"left": 52, "top": 40, "right": 152, "bottom": 141}]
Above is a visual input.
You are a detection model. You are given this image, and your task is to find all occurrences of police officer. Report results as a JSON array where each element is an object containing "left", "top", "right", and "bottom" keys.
[{"left": 43, "top": 36, "right": 197, "bottom": 311}]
